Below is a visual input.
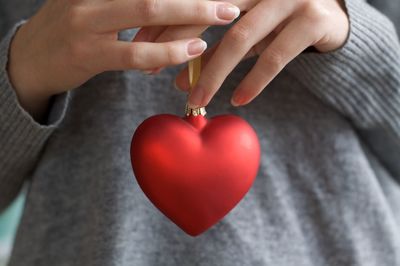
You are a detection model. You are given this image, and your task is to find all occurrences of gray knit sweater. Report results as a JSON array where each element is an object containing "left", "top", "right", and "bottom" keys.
[{"left": 1, "top": 0, "right": 400, "bottom": 265}]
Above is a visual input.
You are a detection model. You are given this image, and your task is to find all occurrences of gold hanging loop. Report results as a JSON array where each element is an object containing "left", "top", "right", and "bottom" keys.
[{"left": 185, "top": 56, "right": 206, "bottom": 116}]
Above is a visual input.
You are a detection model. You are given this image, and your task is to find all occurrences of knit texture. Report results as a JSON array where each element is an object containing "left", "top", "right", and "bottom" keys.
[
  {"left": 0, "top": 20, "right": 69, "bottom": 210},
  {"left": 290, "top": 0, "right": 400, "bottom": 132},
  {"left": 288, "top": 0, "right": 400, "bottom": 177},
  {"left": 1, "top": 0, "right": 400, "bottom": 265}
]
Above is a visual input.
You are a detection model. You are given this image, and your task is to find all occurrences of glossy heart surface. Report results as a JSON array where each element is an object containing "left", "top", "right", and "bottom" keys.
[{"left": 130, "top": 114, "right": 260, "bottom": 236}]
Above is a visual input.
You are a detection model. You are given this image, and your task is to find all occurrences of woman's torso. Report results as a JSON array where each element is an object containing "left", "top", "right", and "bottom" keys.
[{"left": 2, "top": 1, "right": 400, "bottom": 265}]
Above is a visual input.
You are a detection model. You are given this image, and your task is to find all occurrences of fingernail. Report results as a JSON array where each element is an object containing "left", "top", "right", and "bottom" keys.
[
  {"left": 216, "top": 4, "right": 240, "bottom": 21},
  {"left": 134, "top": 29, "right": 148, "bottom": 42},
  {"left": 142, "top": 70, "right": 153, "bottom": 75},
  {"left": 231, "top": 93, "right": 245, "bottom": 106},
  {"left": 173, "top": 80, "right": 181, "bottom": 90},
  {"left": 187, "top": 40, "right": 207, "bottom": 56},
  {"left": 188, "top": 87, "right": 204, "bottom": 108},
  {"left": 141, "top": 68, "right": 159, "bottom": 75},
  {"left": 174, "top": 78, "right": 189, "bottom": 91},
  {"left": 152, "top": 67, "right": 162, "bottom": 74}
]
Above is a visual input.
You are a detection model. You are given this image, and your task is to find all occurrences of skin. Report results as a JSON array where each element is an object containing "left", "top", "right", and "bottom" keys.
[
  {"left": 7, "top": 0, "right": 241, "bottom": 121},
  {"left": 134, "top": 0, "right": 349, "bottom": 108}
]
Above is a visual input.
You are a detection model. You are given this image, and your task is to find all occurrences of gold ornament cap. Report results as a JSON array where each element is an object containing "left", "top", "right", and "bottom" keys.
[{"left": 185, "top": 105, "right": 206, "bottom": 116}]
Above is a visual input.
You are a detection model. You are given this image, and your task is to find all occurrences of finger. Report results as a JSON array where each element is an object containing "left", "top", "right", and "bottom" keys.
[
  {"left": 91, "top": 0, "right": 240, "bottom": 32},
  {"left": 176, "top": 29, "right": 278, "bottom": 90},
  {"left": 153, "top": 11, "right": 250, "bottom": 45},
  {"left": 176, "top": 32, "right": 277, "bottom": 90},
  {"left": 96, "top": 38, "right": 207, "bottom": 71},
  {"left": 175, "top": 42, "right": 221, "bottom": 91},
  {"left": 231, "top": 17, "right": 320, "bottom": 106},
  {"left": 155, "top": 25, "right": 209, "bottom": 43},
  {"left": 134, "top": 25, "right": 209, "bottom": 74},
  {"left": 133, "top": 26, "right": 166, "bottom": 42},
  {"left": 187, "top": 0, "right": 296, "bottom": 108},
  {"left": 174, "top": 25, "right": 280, "bottom": 89},
  {"left": 243, "top": 32, "right": 277, "bottom": 60},
  {"left": 217, "top": 0, "right": 260, "bottom": 12},
  {"left": 133, "top": 27, "right": 167, "bottom": 73},
  {"left": 143, "top": 25, "right": 210, "bottom": 74},
  {"left": 175, "top": 20, "right": 283, "bottom": 90}
]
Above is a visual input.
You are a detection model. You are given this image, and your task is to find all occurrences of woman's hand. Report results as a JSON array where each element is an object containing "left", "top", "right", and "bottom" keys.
[
  {"left": 7, "top": 0, "right": 240, "bottom": 119},
  {"left": 137, "top": 0, "right": 349, "bottom": 107}
]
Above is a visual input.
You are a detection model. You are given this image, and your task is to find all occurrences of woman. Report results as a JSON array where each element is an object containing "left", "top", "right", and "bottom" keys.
[{"left": 1, "top": 0, "right": 399, "bottom": 265}]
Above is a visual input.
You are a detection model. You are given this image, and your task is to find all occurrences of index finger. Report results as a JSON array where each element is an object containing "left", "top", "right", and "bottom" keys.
[
  {"left": 91, "top": 0, "right": 240, "bottom": 32},
  {"left": 187, "top": 0, "right": 294, "bottom": 108}
]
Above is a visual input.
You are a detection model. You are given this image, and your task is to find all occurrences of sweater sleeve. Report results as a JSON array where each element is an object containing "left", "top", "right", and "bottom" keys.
[
  {"left": 287, "top": 0, "right": 400, "bottom": 178},
  {"left": 0, "top": 21, "right": 70, "bottom": 211}
]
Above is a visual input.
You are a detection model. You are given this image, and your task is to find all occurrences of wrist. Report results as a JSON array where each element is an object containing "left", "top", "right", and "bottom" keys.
[{"left": 7, "top": 22, "right": 52, "bottom": 121}]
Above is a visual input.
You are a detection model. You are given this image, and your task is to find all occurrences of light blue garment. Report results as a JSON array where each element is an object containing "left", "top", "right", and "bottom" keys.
[{"left": 0, "top": 190, "right": 25, "bottom": 266}]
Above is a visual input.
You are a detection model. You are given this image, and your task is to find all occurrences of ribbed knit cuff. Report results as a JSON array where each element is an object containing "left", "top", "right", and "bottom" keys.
[
  {"left": 0, "top": 20, "right": 70, "bottom": 210},
  {"left": 288, "top": 0, "right": 400, "bottom": 140}
]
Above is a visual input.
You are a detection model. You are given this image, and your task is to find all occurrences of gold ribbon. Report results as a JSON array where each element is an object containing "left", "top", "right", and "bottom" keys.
[
  {"left": 189, "top": 56, "right": 201, "bottom": 89},
  {"left": 185, "top": 56, "right": 206, "bottom": 116}
]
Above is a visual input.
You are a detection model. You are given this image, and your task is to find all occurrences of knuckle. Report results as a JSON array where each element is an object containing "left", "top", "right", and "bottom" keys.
[
  {"left": 194, "top": 2, "right": 210, "bottom": 22},
  {"left": 198, "top": 72, "right": 219, "bottom": 92},
  {"left": 227, "top": 23, "right": 251, "bottom": 43},
  {"left": 141, "top": 0, "right": 160, "bottom": 22},
  {"left": 263, "top": 49, "right": 285, "bottom": 72},
  {"left": 126, "top": 45, "right": 141, "bottom": 68},
  {"left": 68, "top": 39, "right": 86, "bottom": 59},
  {"left": 66, "top": 5, "right": 87, "bottom": 30},
  {"left": 302, "top": 1, "right": 330, "bottom": 26},
  {"left": 296, "top": 0, "right": 311, "bottom": 9},
  {"left": 166, "top": 45, "right": 182, "bottom": 65},
  {"left": 68, "top": 0, "right": 84, "bottom": 6},
  {"left": 66, "top": 41, "right": 92, "bottom": 72}
]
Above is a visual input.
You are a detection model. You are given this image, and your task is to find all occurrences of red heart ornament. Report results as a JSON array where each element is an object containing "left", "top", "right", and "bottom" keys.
[{"left": 130, "top": 113, "right": 260, "bottom": 236}]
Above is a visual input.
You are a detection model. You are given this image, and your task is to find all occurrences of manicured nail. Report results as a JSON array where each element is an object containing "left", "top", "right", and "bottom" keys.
[
  {"left": 141, "top": 68, "right": 160, "bottom": 75},
  {"left": 231, "top": 93, "right": 245, "bottom": 106},
  {"left": 134, "top": 29, "right": 148, "bottom": 42},
  {"left": 142, "top": 70, "right": 153, "bottom": 75},
  {"left": 187, "top": 40, "right": 207, "bottom": 56},
  {"left": 216, "top": 4, "right": 240, "bottom": 21},
  {"left": 152, "top": 67, "right": 162, "bottom": 74},
  {"left": 188, "top": 87, "right": 204, "bottom": 108},
  {"left": 174, "top": 80, "right": 181, "bottom": 90},
  {"left": 174, "top": 78, "right": 190, "bottom": 91}
]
